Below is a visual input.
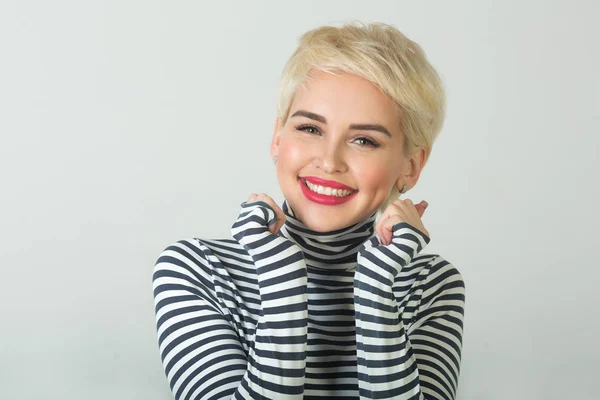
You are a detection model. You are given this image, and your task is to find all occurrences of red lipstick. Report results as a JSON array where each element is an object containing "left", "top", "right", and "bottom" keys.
[
  {"left": 301, "top": 176, "right": 356, "bottom": 190},
  {"left": 298, "top": 176, "right": 358, "bottom": 206}
]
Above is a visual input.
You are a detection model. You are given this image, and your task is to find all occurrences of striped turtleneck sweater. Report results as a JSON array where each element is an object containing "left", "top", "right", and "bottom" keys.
[{"left": 152, "top": 200, "right": 465, "bottom": 400}]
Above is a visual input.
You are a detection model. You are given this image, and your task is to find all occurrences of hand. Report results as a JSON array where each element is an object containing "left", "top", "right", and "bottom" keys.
[
  {"left": 246, "top": 193, "right": 286, "bottom": 235},
  {"left": 376, "top": 199, "right": 429, "bottom": 246}
]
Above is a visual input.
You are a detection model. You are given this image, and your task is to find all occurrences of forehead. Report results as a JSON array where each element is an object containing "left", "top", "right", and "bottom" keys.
[{"left": 291, "top": 69, "right": 401, "bottom": 127}]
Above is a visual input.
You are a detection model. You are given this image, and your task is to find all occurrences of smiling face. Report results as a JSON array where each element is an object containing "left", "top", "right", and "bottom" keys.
[{"left": 271, "top": 69, "right": 420, "bottom": 232}]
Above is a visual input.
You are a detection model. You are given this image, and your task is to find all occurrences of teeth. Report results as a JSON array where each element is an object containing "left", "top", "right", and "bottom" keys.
[{"left": 304, "top": 180, "right": 354, "bottom": 197}]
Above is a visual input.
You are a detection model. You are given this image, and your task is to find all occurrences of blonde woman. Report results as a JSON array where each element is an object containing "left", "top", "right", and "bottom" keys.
[{"left": 153, "top": 22, "right": 466, "bottom": 400}]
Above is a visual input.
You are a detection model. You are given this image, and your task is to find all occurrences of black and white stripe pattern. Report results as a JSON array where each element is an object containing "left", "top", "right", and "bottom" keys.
[{"left": 152, "top": 200, "right": 465, "bottom": 399}]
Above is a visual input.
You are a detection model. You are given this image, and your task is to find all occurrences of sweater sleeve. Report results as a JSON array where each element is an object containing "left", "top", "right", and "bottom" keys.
[
  {"left": 353, "top": 222, "right": 465, "bottom": 400},
  {"left": 230, "top": 201, "right": 309, "bottom": 399},
  {"left": 152, "top": 200, "right": 308, "bottom": 400}
]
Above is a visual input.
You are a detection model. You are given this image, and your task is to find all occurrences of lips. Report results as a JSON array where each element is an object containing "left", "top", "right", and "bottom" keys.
[
  {"left": 298, "top": 176, "right": 358, "bottom": 205},
  {"left": 300, "top": 176, "right": 357, "bottom": 191}
]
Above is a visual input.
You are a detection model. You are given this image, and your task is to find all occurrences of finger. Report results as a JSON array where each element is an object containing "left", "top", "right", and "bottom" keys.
[
  {"left": 376, "top": 213, "right": 391, "bottom": 246},
  {"left": 374, "top": 206, "right": 388, "bottom": 245},
  {"left": 254, "top": 194, "right": 278, "bottom": 233},
  {"left": 394, "top": 199, "right": 430, "bottom": 237},
  {"left": 374, "top": 211, "right": 384, "bottom": 244},
  {"left": 414, "top": 201, "right": 428, "bottom": 218},
  {"left": 381, "top": 222, "right": 393, "bottom": 246},
  {"left": 386, "top": 200, "right": 417, "bottom": 244},
  {"left": 414, "top": 200, "right": 428, "bottom": 218},
  {"left": 394, "top": 198, "right": 423, "bottom": 218},
  {"left": 261, "top": 195, "right": 286, "bottom": 232},
  {"left": 385, "top": 202, "right": 405, "bottom": 245},
  {"left": 255, "top": 194, "right": 286, "bottom": 234},
  {"left": 377, "top": 203, "right": 401, "bottom": 245},
  {"left": 381, "top": 214, "right": 406, "bottom": 243}
]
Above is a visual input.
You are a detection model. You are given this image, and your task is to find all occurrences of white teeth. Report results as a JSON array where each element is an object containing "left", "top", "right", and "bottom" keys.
[{"left": 303, "top": 180, "right": 354, "bottom": 197}]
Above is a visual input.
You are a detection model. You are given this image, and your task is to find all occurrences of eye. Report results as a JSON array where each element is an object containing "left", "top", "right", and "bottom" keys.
[
  {"left": 295, "top": 124, "right": 321, "bottom": 135},
  {"left": 353, "top": 137, "right": 380, "bottom": 148}
]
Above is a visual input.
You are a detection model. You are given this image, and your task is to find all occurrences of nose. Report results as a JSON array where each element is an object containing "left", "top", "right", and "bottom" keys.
[{"left": 314, "top": 141, "right": 347, "bottom": 174}]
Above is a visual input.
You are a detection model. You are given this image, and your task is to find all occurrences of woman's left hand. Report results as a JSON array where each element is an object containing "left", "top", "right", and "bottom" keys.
[{"left": 376, "top": 199, "right": 429, "bottom": 246}]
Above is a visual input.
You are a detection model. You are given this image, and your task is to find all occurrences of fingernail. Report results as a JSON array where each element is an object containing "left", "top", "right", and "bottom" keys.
[{"left": 422, "top": 201, "right": 429, "bottom": 209}]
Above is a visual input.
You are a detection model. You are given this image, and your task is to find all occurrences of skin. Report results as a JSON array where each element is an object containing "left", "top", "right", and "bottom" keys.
[{"left": 248, "top": 69, "right": 430, "bottom": 244}]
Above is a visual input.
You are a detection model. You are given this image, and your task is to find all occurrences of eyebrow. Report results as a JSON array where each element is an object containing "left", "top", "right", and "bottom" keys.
[{"left": 290, "top": 110, "right": 392, "bottom": 138}]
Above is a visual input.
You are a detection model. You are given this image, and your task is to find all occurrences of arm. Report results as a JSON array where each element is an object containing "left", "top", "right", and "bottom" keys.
[
  {"left": 153, "top": 200, "right": 308, "bottom": 400},
  {"left": 353, "top": 222, "right": 465, "bottom": 400},
  {"left": 230, "top": 200, "right": 308, "bottom": 399}
]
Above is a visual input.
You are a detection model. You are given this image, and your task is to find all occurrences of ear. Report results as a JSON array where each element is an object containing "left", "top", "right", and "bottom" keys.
[
  {"left": 394, "top": 147, "right": 427, "bottom": 191},
  {"left": 270, "top": 117, "right": 283, "bottom": 159}
]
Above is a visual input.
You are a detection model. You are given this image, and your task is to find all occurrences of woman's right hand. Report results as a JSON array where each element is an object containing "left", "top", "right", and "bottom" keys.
[{"left": 245, "top": 193, "right": 286, "bottom": 235}]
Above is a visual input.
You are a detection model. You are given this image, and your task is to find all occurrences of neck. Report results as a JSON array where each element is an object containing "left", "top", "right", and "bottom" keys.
[{"left": 278, "top": 199, "right": 377, "bottom": 270}]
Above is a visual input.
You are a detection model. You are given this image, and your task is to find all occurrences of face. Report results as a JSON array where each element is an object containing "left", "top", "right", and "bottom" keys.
[{"left": 271, "top": 69, "right": 416, "bottom": 232}]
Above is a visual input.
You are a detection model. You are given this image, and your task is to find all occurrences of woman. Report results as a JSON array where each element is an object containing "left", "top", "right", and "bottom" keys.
[{"left": 153, "top": 22, "right": 465, "bottom": 400}]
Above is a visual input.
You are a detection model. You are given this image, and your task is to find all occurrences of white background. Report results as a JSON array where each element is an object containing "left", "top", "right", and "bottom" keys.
[{"left": 0, "top": 1, "right": 598, "bottom": 399}]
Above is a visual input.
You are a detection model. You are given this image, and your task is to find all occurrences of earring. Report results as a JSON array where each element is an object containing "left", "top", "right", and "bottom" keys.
[
  {"left": 272, "top": 156, "right": 278, "bottom": 165},
  {"left": 399, "top": 184, "right": 408, "bottom": 194}
]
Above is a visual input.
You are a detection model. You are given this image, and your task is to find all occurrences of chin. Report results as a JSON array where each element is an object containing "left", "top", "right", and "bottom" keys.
[{"left": 284, "top": 183, "right": 380, "bottom": 232}]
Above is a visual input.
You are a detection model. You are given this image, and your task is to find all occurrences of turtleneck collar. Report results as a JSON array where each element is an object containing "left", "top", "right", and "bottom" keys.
[{"left": 278, "top": 199, "right": 377, "bottom": 271}]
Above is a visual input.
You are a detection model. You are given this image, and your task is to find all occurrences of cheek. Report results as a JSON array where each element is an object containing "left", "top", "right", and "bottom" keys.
[
  {"left": 355, "top": 160, "right": 395, "bottom": 191},
  {"left": 277, "top": 137, "right": 309, "bottom": 173}
]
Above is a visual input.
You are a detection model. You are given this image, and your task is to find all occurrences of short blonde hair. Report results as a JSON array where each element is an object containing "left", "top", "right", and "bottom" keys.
[{"left": 276, "top": 21, "right": 446, "bottom": 213}]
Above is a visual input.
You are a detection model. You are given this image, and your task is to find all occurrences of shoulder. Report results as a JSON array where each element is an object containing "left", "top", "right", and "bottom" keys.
[
  {"left": 418, "top": 253, "right": 465, "bottom": 287},
  {"left": 153, "top": 237, "right": 211, "bottom": 267},
  {"left": 152, "top": 236, "right": 240, "bottom": 275},
  {"left": 155, "top": 236, "right": 246, "bottom": 263},
  {"left": 152, "top": 236, "right": 252, "bottom": 281},
  {"left": 399, "top": 254, "right": 466, "bottom": 332},
  {"left": 152, "top": 237, "right": 214, "bottom": 284},
  {"left": 395, "top": 253, "right": 466, "bottom": 296},
  {"left": 413, "top": 254, "right": 466, "bottom": 316}
]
